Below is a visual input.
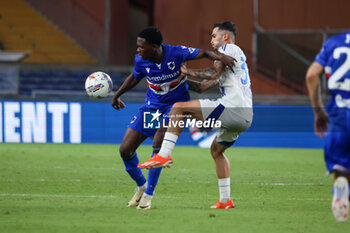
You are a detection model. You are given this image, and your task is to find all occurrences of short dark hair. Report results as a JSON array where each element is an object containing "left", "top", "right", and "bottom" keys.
[
  {"left": 213, "top": 21, "right": 237, "bottom": 36},
  {"left": 138, "top": 26, "right": 163, "bottom": 46}
]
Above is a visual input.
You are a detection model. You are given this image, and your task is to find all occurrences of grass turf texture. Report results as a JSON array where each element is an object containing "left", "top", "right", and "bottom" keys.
[{"left": 0, "top": 143, "right": 349, "bottom": 233}]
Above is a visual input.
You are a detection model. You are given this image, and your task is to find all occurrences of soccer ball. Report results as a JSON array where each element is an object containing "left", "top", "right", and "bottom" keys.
[{"left": 85, "top": 71, "right": 113, "bottom": 99}]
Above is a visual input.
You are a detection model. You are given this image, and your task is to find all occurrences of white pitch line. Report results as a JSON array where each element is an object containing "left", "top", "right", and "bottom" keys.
[
  {"left": 1, "top": 163, "right": 125, "bottom": 171},
  {"left": 0, "top": 178, "right": 327, "bottom": 186},
  {"left": 286, "top": 197, "right": 331, "bottom": 201},
  {"left": 238, "top": 182, "right": 327, "bottom": 186},
  {"left": 0, "top": 178, "right": 118, "bottom": 183},
  {"left": 0, "top": 193, "right": 120, "bottom": 199},
  {"left": 0, "top": 193, "right": 331, "bottom": 201}
]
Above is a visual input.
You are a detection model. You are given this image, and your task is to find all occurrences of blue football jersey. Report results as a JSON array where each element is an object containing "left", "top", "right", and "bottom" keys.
[
  {"left": 133, "top": 44, "right": 199, "bottom": 108},
  {"left": 315, "top": 31, "right": 350, "bottom": 129}
]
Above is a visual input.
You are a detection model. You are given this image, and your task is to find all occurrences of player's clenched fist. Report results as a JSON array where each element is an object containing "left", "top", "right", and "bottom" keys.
[{"left": 112, "top": 96, "right": 125, "bottom": 110}]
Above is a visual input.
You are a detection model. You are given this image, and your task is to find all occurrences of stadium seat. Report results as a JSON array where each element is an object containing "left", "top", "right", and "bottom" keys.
[{"left": 0, "top": 0, "right": 97, "bottom": 64}]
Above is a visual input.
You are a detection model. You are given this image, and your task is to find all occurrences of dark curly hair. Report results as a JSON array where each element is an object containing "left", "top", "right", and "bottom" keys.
[{"left": 138, "top": 26, "right": 163, "bottom": 46}]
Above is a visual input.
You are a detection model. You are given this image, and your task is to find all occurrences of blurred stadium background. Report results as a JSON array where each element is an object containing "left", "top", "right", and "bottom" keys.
[{"left": 0, "top": 0, "right": 349, "bottom": 147}]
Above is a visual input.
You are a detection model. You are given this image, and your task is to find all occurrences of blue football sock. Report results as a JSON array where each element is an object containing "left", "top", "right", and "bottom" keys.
[
  {"left": 145, "top": 147, "right": 162, "bottom": 196},
  {"left": 123, "top": 152, "right": 146, "bottom": 187}
]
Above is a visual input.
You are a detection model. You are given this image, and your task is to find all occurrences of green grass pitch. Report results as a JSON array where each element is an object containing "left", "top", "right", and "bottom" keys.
[{"left": 0, "top": 143, "right": 349, "bottom": 233}]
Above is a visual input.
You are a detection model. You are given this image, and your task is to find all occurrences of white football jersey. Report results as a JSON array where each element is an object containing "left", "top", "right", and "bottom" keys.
[{"left": 217, "top": 43, "right": 252, "bottom": 108}]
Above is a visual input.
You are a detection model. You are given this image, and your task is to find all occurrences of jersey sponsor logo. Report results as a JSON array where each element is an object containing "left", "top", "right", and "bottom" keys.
[
  {"left": 167, "top": 61, "right": 175, "bottom": 70},
  {"left": 146, "top": 70, "right": 180, "bottom": 82}
]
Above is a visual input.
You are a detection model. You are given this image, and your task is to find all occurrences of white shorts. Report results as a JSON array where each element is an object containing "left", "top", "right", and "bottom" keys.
[{"left": 199, "top": 98, "right": 253, "bottom": 144}]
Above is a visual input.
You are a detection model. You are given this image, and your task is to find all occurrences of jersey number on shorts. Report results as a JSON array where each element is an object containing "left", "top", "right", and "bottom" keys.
[{"left": 328, "top": 47, "right": 350, "bottom": 91}]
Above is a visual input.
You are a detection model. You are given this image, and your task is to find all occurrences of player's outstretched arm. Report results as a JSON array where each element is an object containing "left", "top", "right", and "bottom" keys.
[
  {"left": 182, "top": 60, "right": 225, "bottom": 93},
  {"left": 182, "top": 60, "right": 225, "bottom": 79},
  {"left": 187, "top": 76, "right": 218, "bottom": 93},
  {"left": 305, "top": 62, "right": 328, "bottom": 137},
  {"left": 112, "top": 73, "right": 141, "bottom": 110},
  {"left": 195, "top": 49, "right": 236, "bottom": 71}
]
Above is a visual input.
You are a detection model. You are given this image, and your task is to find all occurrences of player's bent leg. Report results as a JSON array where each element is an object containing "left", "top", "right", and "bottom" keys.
[
  {"left": 138, "top": 100, "right": 204, "bottom": 169},
  {"left": 171, "top": 100, "right": 205, "bottom": 126},
  {"left": 152, "top": 126, "right": 166, "bottom": 147},
  {"left": 119, "top": 128, "right": 148, "bottom": 207},
  {"left": 119, "top": 128, "right": 147, "bottom": 160}
]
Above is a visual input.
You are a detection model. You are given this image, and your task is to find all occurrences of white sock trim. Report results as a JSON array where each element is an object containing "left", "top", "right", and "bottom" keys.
[
  {"left": 138, "top": 181, "right": 147, "bottom": 190},
  {"left": 158, "top": 133, "right": 178, "bottom": 158},
  {"left": 218, "top": 178, "right": 230, "bottom": 203},
  {"left": 218, "top": 178, "right": 230, "bottom": 186},
  {"left": 163, "top": 132, "right": 178, "bottom": 143}
]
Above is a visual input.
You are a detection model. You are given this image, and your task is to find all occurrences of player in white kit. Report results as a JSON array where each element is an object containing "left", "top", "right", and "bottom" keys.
[{"left": 138, "top": 22, "right": 253, "bottom": 209}]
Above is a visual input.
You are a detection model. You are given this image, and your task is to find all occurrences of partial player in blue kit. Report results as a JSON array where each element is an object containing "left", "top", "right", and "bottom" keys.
[
  {"left": 111, "top": 26, "right": 235, "bottom": 209},
  {"left": 306, "top": 30, "right": 350, "bottom": 221}
]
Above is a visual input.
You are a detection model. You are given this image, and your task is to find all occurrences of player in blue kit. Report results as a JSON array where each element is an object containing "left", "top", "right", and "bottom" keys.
[
  {"left": 306, "top": 30, "right": 350, "bottom": 221},
  {"left": 112, "top": 27, "right": 235, "bottom": 209}
]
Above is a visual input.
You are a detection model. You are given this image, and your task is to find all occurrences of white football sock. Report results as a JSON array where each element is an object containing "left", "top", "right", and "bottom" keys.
[
  {"left": 158, "top": 132, "right": 178, "bottom": 158},
  {"left": 138, "top": 181, "right": 147, "bottom": 190},
  {"left": 218, "top": 178, "right": 231, "bottom": 203}
]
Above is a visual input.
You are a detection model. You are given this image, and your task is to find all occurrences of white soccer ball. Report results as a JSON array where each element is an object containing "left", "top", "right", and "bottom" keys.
[{"left": 85, "top": 71, "right": 113, "bottom": 99}]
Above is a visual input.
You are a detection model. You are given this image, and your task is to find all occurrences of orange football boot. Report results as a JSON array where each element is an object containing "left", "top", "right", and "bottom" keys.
[
  {"left": 210, "top": 200, "right": 235, "bottom": 209},
  {"left": 138, "top": 154, "right": 173, "bottom": 169}
]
